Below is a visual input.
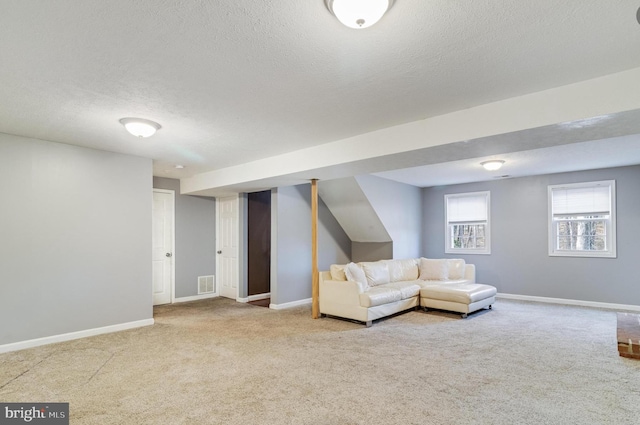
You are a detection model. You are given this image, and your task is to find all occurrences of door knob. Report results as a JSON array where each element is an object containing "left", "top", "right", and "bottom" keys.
[
  {"left": 165, "top": 253, "right": 172, "bottom": 257},
  {"left": 217, "top": 250, "right": 222, "bottom": 254}
]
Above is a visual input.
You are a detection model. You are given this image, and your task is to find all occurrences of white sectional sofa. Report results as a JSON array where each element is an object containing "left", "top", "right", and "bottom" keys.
[{"left": 319, "top": 258, "right": 496, "bottom": 326}]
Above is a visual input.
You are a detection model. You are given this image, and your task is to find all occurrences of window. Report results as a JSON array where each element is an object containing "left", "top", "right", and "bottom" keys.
[
  {"left": 445, "top": 191, "right": 490, "bottom": 254},
  {"left": 548, "top": 180, "right": 616, "bottom": 258}
]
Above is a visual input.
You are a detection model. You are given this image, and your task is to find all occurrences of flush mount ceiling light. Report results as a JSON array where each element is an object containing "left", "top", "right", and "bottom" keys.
[
  {"left": 481, "top": 160, "right": 505, "bottom": 171},
  {"left": 119, "top": 118, "right": 161, "bottom": 138},
  {"left": 325, "top": 0, "right": 395, "bottom": 29}
]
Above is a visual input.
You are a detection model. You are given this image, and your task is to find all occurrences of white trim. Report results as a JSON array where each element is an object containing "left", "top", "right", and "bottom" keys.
[
  {"left": 173, "top": 293, "right": 219, "bottom": 303},
  {"left": 270, "top": 188, "right": 278, "bottom": 311},
  {"left": 445, "top": 191, "right": 491, "bottom": 255},
  {"left": 215, "top": 196, "right": 221, "bottom": 298},
  {"left": 269, "top": 298, "right": 312, "bottom": 310},
  {"left": 497, "top": 292, "right": 640, "bottom": 312},
  {"left": 547, "top": 180, "right": 616, "bottom": 258},
  {"left": 237, "top": 293, "right": 271, "bottom": 303},
  {"left": 152, "top": 188, "right": 176, "bottom": 304},
  {"left": 0, "top": 319, "right": 154, "bottom": 354}
]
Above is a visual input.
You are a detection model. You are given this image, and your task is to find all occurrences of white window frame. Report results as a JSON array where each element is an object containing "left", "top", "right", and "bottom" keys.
[
  {"left": 445, "top": 191, "right": 491, "bottom": 255},
  {"left": 548, "top": 180, "right": 616, "bottom": 258}
]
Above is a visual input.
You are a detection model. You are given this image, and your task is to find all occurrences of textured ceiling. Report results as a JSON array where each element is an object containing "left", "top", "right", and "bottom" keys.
[
  {"left": 1, "top": 0, "right": 640, "bottom": 186},
  {"left": 375, "top": 135, "right": 640, "bottom": 188}
]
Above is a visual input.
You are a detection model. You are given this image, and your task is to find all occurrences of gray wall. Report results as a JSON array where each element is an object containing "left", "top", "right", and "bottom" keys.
[
  {"left": 272, "top": 184, "right": 351, "bottom": 305},
  {"left": 317, "top": 177, "right": 391, "bottom": 244},
  {"left": 153, "top": 177, "right": 216, "bottom": 298},
  {"left": 422, "top": 165, "right": 640, "bottom": 305},
  {"left": 356, "top": 175, "right": 422, "bottom": 259},
  {"left": 0, "top": 134, "right": 152, "bottom": 346},
  {"left": 352, "top": 242, "right": 393, "bottom": 262}
]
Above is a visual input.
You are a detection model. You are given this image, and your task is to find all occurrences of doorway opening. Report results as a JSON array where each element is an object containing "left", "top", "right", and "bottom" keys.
[{"left": 247, "top": 190, "right": 271, "bottom": 306}]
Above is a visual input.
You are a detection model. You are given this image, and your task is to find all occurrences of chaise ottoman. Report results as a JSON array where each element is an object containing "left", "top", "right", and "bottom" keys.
[{"left": 420, "top": 283, "right": 497, "bottom": 318}]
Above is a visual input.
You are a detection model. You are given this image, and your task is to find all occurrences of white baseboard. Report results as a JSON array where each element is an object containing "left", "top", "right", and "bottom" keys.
[
  {"left": 0, "top": 318, "right": 155, "bottom": 354},
  {"left": 497, "top": 293, "right": 640, "bottom": 312},
  {"left": 237, "top": 293, "right": 271, "bottom": 303},
  {"left": 173, "top": 293, "right": 219, "bottom": 303},
  {"left": 269, "top": 298, "right": 312, "bottom": 310}
]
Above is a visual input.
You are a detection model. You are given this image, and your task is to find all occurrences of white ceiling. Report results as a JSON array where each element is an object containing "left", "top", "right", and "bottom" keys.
[
  {"left": 1, "top": 1, "right": 640, "bottom": 189},
  {"left": 375, "top": 134, "right": 640, "bottom": 187}
]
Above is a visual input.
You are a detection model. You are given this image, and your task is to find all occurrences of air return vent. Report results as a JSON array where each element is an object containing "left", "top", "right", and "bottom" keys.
[{"left": 198, "top": 275, "right": 215, "bottom": 294}]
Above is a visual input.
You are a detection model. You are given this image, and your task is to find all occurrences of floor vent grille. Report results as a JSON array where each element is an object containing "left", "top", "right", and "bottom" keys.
[{"left": 198, "top": 275, "right": 215, "bottom": 294}]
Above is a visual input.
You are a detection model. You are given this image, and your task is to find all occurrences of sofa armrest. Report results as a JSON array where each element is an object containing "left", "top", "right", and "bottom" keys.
[
  {"left": 319, "top": 272, "right": 364, "bottom": 306},
  {"left": 464, "top": 264, "right": 476, "bottom": 283}
]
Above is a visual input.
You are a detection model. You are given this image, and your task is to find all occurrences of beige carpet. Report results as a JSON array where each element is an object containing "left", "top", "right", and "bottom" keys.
[{"left": 1, "top": 298, "right": 640, "bottom": 424}]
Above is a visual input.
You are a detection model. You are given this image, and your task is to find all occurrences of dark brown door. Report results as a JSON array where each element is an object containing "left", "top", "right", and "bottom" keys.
[{"left": 247, "top": 190, "right": 271, "bottom": 296}]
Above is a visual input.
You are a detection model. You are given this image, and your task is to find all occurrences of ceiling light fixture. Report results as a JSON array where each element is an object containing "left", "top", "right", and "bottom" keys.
[
  {"left": 481, "top": 160, "right": 505, "bottom": 171},
  {"left": 119, "top": 118, "right": 161, "bottom": 138},
  {"left": 175, "top": 164, "right": 184, "bottom": 169},
  {"left": 325, "top": 0, "right": 395, "bottom": 29}
]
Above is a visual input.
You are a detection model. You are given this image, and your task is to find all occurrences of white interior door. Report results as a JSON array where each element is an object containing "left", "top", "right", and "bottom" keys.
[
  {"left": 152, "top": 190, "right": 174, "bottom": 305},
  {"left": 217, "top": 196, "right": 239, "bottom": 299}
]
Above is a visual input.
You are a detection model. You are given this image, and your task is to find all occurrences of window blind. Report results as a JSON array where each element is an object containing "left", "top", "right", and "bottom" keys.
[
  {"left": 447, "top": 193, "right": 488, "bottom": 222},
  {"left": 551, "top": 185, "right": 610, "bottom": 215}
]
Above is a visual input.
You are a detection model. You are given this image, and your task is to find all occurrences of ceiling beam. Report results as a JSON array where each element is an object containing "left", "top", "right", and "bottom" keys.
[{"left": 181, "top": 67, "right": 640, "bottom": 197}]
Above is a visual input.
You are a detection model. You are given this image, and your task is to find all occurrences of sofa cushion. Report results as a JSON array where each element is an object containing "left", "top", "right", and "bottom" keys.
[
  {"left": 330, "top": 264, "right": 347, "bottom": 281},
  {"left": 385, "top": 259, "right": 419, "bottom": 282},
  {"left": 360, "top": 261, "right": 391, "bottom": 286},
  {"left": 447, "top": 259, "right": 466, "bottom": 280},
  {"left": 344, "top": 262, "right": 369, "bottom": 290},
  {"left": 383, "top": 281, "right": 421, "bottom": 299},
  {"left": 359, "top": 287, "right": 402, "bottom": 307},
  {"left": 418, "top": 279, "right": 469, "bottom": 286},
  {"left": 419, "top": 258, "right": 449, "bottom": 280},
  {"left": 420, "top": 283, "right": 497, "bottom": 304}
]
